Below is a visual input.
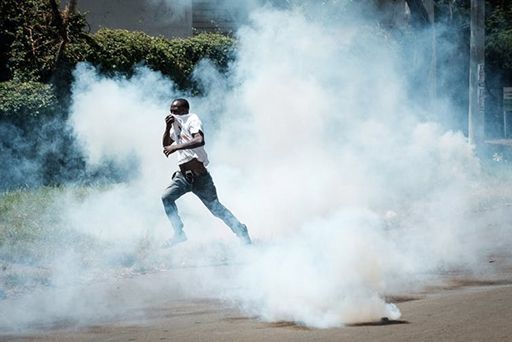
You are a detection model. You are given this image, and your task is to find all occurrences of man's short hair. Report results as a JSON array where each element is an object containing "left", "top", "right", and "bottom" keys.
[{"left": 173, "top": 98, "right": 190, "bottom": 110}]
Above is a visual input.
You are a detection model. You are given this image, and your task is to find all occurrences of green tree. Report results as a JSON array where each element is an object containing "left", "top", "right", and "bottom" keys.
[
  {"left": 0, "top": 0, "right": 90, "bottom": 82},
  {"left": 486, "top": 2, "right": 512, "bottom": 73}
]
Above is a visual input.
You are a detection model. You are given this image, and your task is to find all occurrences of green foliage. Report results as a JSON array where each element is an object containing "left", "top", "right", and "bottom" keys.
[
  {"left": 0, "top": 81, "right": 59, "bottom": 125},
  {"left": 0, "top": 186, "right": 96, "bottom": 264},
  {"left": 487, "top": 29, "right": 512, "bottom": 70},
  {"left": 0, "top": 186, "right": 63, "bottom": 266},
  {"left": 1, "top": 0, "right": 90, "bottom": 82},
  {"left": 67, "top": 29, "right": 235, "bottom": 90},
  {"left": 0, "top": 187, "right": 59, "bottom": 245},
  {"left": 1, "top": 3, "right": 234, "bottom": 121},
  {"left": 486, "top": 4, "right": 512, "bottom": 72},
  {"left": 1, "top": 0, "right": 235, "bottom": 89}
]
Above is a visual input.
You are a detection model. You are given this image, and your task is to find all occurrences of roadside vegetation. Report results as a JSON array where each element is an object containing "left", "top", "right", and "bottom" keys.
[
  {"left": 0, "top": 186, "right": 127, "bottom": 297},
  {"left": 0, "top": 187, "right": 95, "bottom": 264},
  {"left": 0, "top": 0, "right": 234, "bottom": 191}
]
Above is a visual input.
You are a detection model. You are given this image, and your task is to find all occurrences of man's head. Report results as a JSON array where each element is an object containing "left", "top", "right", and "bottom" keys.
[{"left": 170, "top": 98, "right": 190, "bottom": 115}]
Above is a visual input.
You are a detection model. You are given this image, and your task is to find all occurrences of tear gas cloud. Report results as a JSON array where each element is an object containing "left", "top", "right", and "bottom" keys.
[{"left": 2, "top": 0, "right": 512, "bottom": 331}]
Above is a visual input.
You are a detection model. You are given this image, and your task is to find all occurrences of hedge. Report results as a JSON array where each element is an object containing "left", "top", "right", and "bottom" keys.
[
  {"left": 0, "top": 81, "right": 59, "bottom": 126},
  {"left": 66, "top": 30, "right": 235, "bottom": 90},
  {"left": 1, "top": 31, "right": 235, "bottom": 188},
  {"left": 2, "top": 0, "right": 90, "bottom": 82},
  {"left": 1, "top": 31, "right": 234, "bottom": 126}
]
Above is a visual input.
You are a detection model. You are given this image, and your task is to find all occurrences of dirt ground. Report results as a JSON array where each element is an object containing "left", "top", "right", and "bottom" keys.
[{"left": 1, "top": 257, "right": 511, "bottom": 342}]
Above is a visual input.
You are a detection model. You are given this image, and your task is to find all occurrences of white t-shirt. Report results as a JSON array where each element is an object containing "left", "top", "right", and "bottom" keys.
[{"left": 170, "top": 113, "right": 209, "bottom": 166}]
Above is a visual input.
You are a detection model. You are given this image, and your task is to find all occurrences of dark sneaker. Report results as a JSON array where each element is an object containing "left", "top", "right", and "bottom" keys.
[{"left": 162, "top": 232, "right": 188, "bottom": 248}]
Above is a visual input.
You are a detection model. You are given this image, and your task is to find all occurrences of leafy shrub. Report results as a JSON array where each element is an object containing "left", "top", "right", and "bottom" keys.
[
  {"left": 0, "top": 81, "right": 59, "bottom": 126},
  {"left": 486, "top": 4, "right": 512, "bottom": 73},
  {"left": 1, "top": 0, "right": 90, "bottom": 82},
  {"left": 66, "top": 30, "right": 235, "bottom": 90}
]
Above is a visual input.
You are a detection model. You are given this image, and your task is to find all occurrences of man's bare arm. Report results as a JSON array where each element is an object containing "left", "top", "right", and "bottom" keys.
[
  {"left": 163, "top": 114, "right": 175, "bottom": 147},
  {"left": 163, "top": 130, "right": 174, "bottom": 147},
  {"left": 163, "top": 132, "right": 205, "bottom": 157}
]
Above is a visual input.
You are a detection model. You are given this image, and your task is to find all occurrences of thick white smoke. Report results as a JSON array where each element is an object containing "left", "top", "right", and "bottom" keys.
[
  {"left": 196, "top": 8, "right": 485, "bottom": 327},
  {"left": 2, "top": 1, "right": 511, "bottom": 332}
]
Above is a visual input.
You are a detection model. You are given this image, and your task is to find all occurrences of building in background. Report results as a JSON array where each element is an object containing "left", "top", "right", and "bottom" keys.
[{"left": 61, "top": 0, "right": 243, "bottom": 37}]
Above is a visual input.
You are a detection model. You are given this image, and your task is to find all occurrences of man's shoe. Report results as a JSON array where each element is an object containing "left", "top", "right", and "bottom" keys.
[
  {"left": 237, "top": 224, "right": 252, "bottom": 245},
  {"left": 162, "top": 232, "right": 187, "bottom": 248}
]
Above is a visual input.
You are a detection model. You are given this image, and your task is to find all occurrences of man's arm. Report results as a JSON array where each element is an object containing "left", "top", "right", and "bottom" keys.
[
  {"left": 163, "top": 114, "right": 175, "bottom": 149},
  {"left": 163, "top": 132, "right": 205, "bottom": 157},
  {"left": 163, "top": 129, "right": 174, "bottom": 147}
]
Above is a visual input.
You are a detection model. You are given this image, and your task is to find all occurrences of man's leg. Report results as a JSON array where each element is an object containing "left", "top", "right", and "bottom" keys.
[
  {"left": 192, "top": 172, "right": 251, "bottom": 244},
  {"left": 161, "top": 171, "right": 192, "bottom": 245}
]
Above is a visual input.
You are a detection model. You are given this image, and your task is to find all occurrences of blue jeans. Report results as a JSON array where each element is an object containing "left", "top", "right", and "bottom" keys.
[{"left": 161, "top": 171, "right": 247, "bottom": 238}]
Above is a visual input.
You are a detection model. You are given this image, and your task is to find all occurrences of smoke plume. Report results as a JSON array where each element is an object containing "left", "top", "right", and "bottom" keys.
[{"left": 1, "top": 0, "right": 511, "bottom": 332}]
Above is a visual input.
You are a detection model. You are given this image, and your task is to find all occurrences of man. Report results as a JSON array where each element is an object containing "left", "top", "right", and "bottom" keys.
[{"left": 161, "top": 98, "right": 251, "bottom": 246}]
